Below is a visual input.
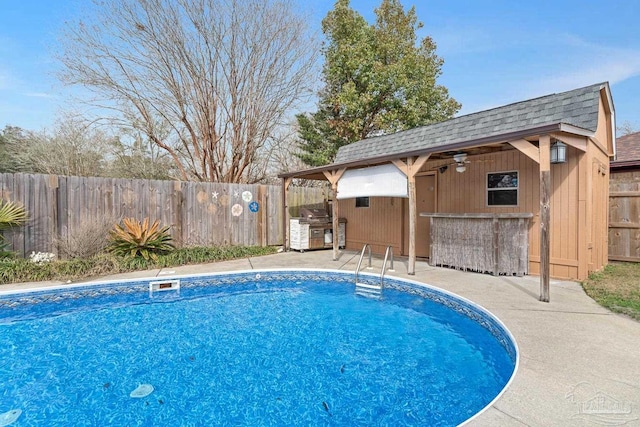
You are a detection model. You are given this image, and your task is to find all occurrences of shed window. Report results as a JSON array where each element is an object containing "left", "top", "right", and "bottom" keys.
[
  {"left": 355, "top": 197, "right": 370, "bottom": 208},
  {"left": 487, "top": 171, "right": 518, "bottom": 206}
]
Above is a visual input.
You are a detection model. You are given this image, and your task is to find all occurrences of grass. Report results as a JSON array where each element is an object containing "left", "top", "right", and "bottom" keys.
[
  {"left": 582, "top": 262, "right": 640, "bottom": 321},
  {"left": 0, "top": 245, "right": 278, "bottom": 285}
]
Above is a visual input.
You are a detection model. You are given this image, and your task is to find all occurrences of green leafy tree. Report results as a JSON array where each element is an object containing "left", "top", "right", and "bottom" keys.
[{"left": 297, "top": 0, "right": 460, "bottom": 166}]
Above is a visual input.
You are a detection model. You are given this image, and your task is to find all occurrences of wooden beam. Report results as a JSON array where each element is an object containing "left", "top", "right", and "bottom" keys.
[
  {"left": 539, "top": 135, "right": 551, "bottom": 302},
  {"left": 392, "top": 159, "right": 408, "bottom": 176},
  {"left": 392, "top": 155, "right": 430, "bottom": 177},
  {"left": 609, "top": 222, "right": 640, "bottom": 229},
  {"left": 509, "top": 139, "right": 540, "bottom": 163},
  {"left": 549, "top": 132, "right": 587, "bottom": 152},
  {"left": 322, "top": 168, "right": 346, "bottom": 186},
  {"left": 411, "top": 155, "right": 431, "bottom": 174},
  {"left": 610, "top": 191, "right": 640, "bottom": 197}
]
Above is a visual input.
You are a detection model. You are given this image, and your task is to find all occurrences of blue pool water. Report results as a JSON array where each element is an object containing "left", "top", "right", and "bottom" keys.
[{"left": 0, "top": 270, "right": 517, "bottom": 426}]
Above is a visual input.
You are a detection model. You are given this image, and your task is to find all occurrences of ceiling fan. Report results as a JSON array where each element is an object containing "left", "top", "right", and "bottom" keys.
[
  {"left": 452, "top": 153, "right": 469, "bottom": 173},
  {"left": 434, "top": 152, "right": 493, "bottom": 173}
]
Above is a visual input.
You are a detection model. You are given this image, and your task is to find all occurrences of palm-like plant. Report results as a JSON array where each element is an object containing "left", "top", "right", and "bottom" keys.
[
  {"left": 108, "top": 217, "right": 175, "bottom": 260},
  {"left": 0, "top": 200, "right": 28, "bottom": 254}
]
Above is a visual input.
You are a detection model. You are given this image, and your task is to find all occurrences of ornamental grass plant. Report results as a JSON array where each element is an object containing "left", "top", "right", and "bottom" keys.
[{"left": 108, "top": 217, "right": 175, "bottom": 260}]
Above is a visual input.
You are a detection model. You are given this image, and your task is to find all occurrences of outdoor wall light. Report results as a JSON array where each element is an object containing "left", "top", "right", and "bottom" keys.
[
  {"left": 456, "top": 165, "right": 466, "bottom": 173},
  {"left": 550, "top": 140, "right": 567, "bottom": 164},
  {"left": 438, "top": 165, "right": 448, "bottom": 174}
]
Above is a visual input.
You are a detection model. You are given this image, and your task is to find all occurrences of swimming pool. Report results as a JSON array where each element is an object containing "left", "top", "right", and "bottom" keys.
[{"left": 0, "top": 269, "right": 518, "bottom": 426}]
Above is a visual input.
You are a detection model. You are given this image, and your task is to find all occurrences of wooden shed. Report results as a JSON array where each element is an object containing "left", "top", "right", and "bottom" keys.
[{"left": 281, "top": 82, "right": 615, "bottom": 301}]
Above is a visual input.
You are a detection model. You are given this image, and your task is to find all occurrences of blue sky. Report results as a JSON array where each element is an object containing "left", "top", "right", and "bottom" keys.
[{"left": 1, "top": 0, "right": 640, "bottom": 133}]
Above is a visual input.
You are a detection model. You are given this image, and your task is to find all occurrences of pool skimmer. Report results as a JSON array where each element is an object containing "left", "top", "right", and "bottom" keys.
[{"left": 149, "top": 279, "right": 180, "bottom": 298}]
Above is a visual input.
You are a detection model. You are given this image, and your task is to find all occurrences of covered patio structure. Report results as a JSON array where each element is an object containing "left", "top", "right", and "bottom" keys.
[{"left": 280, "top": 82, "right": 615, "bottom": 302}]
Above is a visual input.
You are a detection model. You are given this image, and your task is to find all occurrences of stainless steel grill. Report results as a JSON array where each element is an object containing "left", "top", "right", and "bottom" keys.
[
  {"left": 298, "top": 207, "right": 332, "bottom": 249},
  {"left": 289, "top": 207, "right": 346, "bottom": 251}
]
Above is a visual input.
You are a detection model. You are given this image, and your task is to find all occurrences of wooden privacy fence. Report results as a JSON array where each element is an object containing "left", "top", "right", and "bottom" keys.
[
  {"left": 609, "top": 170, "right": 640, "bottom": 262},
  {"left": 0, "top": 173, "right": 326, "bottom": 258}
]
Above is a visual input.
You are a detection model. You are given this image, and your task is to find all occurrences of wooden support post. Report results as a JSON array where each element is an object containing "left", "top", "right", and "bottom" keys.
[
  {"left": 408, "top": 158, "right": 417, "bottom": 275},
  {"left": 322, "top": 169, "right": 346, "bottom": 260},
  {"left": 332, "top": 182, "right": 340, "bottom": 260},
  {"left": 282, "top": 177, "right": 292, "bottom": 251},
  {"left": 393, "top": 155, "right": 429, "bottom": 275},
  {"left": 539, "top": 135, "right": 551, "bottom": 302}
]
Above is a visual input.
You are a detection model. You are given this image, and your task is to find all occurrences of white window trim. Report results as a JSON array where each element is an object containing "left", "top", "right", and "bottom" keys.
[{"left": 487, "top": 170, "right": 519, "bottom": 207}]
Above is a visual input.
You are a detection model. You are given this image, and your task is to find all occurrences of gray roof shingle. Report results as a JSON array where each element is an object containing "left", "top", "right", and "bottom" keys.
[{"left": 334, "top": 82, "right": 606, "bottom": 164}]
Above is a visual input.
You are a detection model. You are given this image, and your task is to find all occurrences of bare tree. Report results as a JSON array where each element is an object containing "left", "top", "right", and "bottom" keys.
[
  {"left": 58, "top": 0, "right": 317, "bottom": 183},
  {"left": 617, "top": 120, "right": 638, "bottom": 137},
  {"left": 15, "top": 117, "right": 108, "bottom": 177}
]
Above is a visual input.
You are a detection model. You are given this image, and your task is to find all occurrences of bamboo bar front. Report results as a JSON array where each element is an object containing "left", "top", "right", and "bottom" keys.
[{"left": 420, "top": 213, "right": 533, "bottom": 276}]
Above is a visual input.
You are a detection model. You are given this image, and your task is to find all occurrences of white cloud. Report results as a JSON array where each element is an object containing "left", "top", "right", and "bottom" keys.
[
  {"left": 521, "top": 37, "right": 640, "bottom": 97},
  {"left": 24, "top": 92, "right": 54, "bottom": 98}
]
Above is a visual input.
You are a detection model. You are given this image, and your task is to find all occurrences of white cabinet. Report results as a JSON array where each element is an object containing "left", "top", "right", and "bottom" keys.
[{"left": 289, "top": 219, "right": 309, "bottom": 251}]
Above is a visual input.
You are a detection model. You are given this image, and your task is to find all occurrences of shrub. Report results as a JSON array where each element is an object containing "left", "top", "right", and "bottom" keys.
[
  {"left": 0, "top": 245, "right": 278, "bottom": 285},
  {"left": 53, "top": 214, "right": 120, "bottom": 259},
  {"left": 108, "top": 217, "right": 175, "bottom": 260}
]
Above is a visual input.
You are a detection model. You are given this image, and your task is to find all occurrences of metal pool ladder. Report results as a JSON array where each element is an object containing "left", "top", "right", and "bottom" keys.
[{"left": 354, "top": 244, "right": 394, "bottom": 297}]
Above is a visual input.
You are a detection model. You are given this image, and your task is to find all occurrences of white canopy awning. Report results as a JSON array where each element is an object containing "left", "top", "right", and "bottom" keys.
[{"left": 336, "top": 163, "right": 407, "bottom": 199}]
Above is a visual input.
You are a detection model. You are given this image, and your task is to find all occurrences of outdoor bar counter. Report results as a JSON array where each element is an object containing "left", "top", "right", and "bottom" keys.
[{"left": 420, "top": 213, "right": 534, "bottom": 276}]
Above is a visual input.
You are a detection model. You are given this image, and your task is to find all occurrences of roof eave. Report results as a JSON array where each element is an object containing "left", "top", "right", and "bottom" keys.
[
  {"left": 279, "top": 122, "right": 594, "bottom": 179},
  {"left": 611, "top": 160, "right": 640, "bottom": 170}
]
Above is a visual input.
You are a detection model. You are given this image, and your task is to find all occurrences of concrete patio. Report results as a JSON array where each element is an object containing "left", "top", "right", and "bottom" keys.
[{"left": 3, "top": 250, "right": 639, "bottom": 426}]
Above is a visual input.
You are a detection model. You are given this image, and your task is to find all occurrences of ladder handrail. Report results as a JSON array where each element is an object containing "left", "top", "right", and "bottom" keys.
[
  {"left": 380, "top": 245, "right": 394, "bottom": 286},
  {"left": 355, "top": 244, "right": 372, "bottom": 284}
]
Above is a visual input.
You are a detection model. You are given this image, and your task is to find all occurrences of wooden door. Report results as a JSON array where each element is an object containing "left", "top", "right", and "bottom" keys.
[{"left": 403, "top": 175, "right": 436, "bottom": 257}]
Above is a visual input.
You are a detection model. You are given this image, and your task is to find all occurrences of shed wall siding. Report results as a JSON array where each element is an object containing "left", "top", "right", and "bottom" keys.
[
  {"left": 338, "top": 196, "right": 403, "bottom": 254},
  {"left": 339, "top": 147, "right": 588, "bottom": 279},
  {"left": 433, "top": 149, "right": 581, "bottom": 279}
]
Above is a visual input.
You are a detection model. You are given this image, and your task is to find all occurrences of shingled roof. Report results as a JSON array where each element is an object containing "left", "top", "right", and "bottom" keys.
[
  {"left": 614, "top": 131, "right": 640, "bottom": 162},
  {"left": 334, "top": 82, "right": 608, "bottom": 164}
]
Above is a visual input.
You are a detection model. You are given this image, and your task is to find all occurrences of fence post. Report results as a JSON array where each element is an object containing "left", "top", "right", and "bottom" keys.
[
  {"left": 258, "top": 185, "right": 268, "bottom": 246},
  {"left": 172, "top": 181, "right": 183, "bottom": 247}
]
